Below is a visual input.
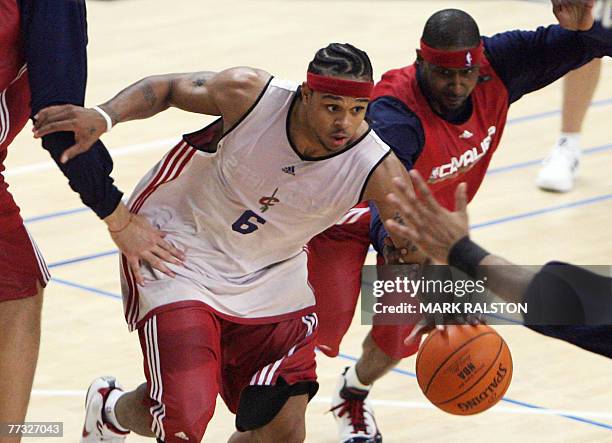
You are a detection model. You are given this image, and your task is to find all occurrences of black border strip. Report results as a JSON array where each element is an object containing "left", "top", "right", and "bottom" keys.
[
  {"left": 222, "top": 75, "right": 274, "bottom": 138},
  {"left": 182, "top": 75, "right": 274, "bottom": 148},
  {"left": 357, "top": 149, "right": 391, "bottom": 203}
]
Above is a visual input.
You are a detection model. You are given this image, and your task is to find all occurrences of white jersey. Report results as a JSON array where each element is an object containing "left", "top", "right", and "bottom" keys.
[{"left": 121, "top": 77, "right": 390, "bottom": 330}]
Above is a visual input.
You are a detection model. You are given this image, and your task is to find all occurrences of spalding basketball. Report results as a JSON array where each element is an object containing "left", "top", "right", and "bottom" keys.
[{"left": 416, "top": 325, "right": 513, "bottom": 415}]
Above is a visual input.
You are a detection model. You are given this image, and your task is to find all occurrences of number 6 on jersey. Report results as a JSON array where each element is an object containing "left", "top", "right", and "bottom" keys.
[{"left": 232, "top": 210, "right": 266, "bottom": 234}]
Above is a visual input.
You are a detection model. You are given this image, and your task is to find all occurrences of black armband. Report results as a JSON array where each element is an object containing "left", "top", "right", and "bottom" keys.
[{"left": 448, "top": 236, "right": 490, "bottom": 278}]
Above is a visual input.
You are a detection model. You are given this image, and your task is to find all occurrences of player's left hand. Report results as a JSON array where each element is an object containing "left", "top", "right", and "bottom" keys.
[
  {"left": 33, "top": 105, "right": 107, "bottom": 163},
  {"left": 552, "top": 0, "right": 596, "bottom": 31},
  {"left": 382, "top": 236, "right": 427, "bottom": 265}
]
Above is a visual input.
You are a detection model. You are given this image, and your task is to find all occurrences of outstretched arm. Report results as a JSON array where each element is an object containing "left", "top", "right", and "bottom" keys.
[
  {"left": 362, "top": 154, "right": 428, "bottom": 265},
  {"left": 384, "top": 170, "right": 535, "bottom": 302},
  {"left": 33, "top": 67, "right": 271, "bottom": 162},
  {"left": 485, "top": 0, "right": 611, "bottom": 104}
]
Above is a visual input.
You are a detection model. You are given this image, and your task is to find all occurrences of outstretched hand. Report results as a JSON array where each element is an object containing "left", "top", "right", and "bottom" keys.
[
  {"left": 384, "top": 170, "right": 469, "bottom": 264},
  {"left": 33, "top": 105, "right": 108, "bottom": 163},
  {"left": 552, "top": 0, "right": 595, "bottom": 31}
]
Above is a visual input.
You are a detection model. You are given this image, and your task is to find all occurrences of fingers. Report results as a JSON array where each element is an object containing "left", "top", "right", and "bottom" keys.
[
  {"left": 33, "top": 105, "right": 73, "bottom": 127},
  {"left": 152, "top": 244, "right": 184, "bottom": 267},
  {"left": 403, "top": 317, "right": 434, "bottom": 346},
  {"left": 128, "top": 257, "right": 145, "bottom": 286},
  {"left": 143, "top": 251, "right": 176, "bottom": 278},
  {"left": 385, "top": 218, "right": 420, "bottom": 243},
  {"left": 60, "top": 144, "right": 87, "bottom": 164},
  {"left": 33, "top": 120, "right": 79, "bottom": 138},
  {"left": 158, "top": 237, "right": 186, "bottom": 262},
  {"left": 409, "top": 170, "right": 440, "bottom": 213},
  {"left": 386, "top": 192, "right": 423, "bottom": 228},
  {"left": 455, "top": 182, "right": 468, "bottom": 213}
]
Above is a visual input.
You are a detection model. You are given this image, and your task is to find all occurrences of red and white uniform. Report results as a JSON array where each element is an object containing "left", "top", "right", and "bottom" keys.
[
  {"left": 121, "top": 78, "right": 390, "bottom": 330},
  {"left": 120, "top": 77, "right": 390, "bottom": 441},
  {"left": 0, "top": 0, "right": 50, "bottom": 301}
]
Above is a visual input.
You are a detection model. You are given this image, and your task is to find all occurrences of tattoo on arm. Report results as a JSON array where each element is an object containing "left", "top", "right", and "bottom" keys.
[
  {"left": 393, "top": 211, "right": 406, "bottom": 226},
  {"left": 192, "top": 76, "right": 207, "bottom": 87},
  {"left": 142, "top": 81, "right": 157, "bottom": 109}
]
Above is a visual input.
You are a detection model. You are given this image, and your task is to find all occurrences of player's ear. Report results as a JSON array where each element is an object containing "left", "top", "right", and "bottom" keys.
[{"left": 301, "top": 82, "right": 313, "bottom": 104}]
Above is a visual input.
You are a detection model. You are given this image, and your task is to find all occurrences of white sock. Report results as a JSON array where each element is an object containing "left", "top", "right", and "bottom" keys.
[
  {"left": 104, "top": 389, "right": 130, "bottom": 433},
  {"left": 345, "top": 365, "right": 371, "bottom": 391},
  {"left": 557, "top": 132, "right": 582, "bottom": 151}
]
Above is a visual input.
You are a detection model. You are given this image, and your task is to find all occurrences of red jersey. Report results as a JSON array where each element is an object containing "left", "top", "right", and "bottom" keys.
[{"left": 371, "top": 58, "right": 509, "bottom": 209}]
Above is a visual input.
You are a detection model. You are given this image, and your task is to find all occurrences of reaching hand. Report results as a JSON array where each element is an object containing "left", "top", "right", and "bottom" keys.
[
  {"left": 105, "top": 204, "right": 185, "bottom": 286},
  {"left": 33, "top": 105, "right": 108, "bottom": 163},
  {"left": 552, "top": 0, "right": 595, "bottom": 31},
  {"left": 384, "top": 170, "right": 469, "bottom": 264}
]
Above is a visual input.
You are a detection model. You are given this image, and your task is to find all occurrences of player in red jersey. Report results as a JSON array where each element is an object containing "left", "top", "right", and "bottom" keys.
[
  {"left": 306, "top": 3, "right": 612, "bottom": 441},
  {"left": 0, "top": 1, "right": 182, "bottom": 439}
]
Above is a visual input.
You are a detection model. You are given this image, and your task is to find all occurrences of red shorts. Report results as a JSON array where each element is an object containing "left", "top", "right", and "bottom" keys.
[
  {"left": 0, "top": 223, "right": 50, "bottom": 302},
  {"left": 137, "top": 306, "right": 318, "bottom": 442},
  {"left": 308, "top": 204, "right": 419, "bottom": 360}
]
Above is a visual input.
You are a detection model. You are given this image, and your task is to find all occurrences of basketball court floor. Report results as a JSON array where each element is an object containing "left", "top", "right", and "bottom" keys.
[{"left": 6, "top": 0, "right": 611, "bottom": 441}]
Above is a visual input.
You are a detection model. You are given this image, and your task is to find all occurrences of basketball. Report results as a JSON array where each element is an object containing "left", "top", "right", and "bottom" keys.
[{"left": 416, "top": 325, "right": 513, "bottom": 415}]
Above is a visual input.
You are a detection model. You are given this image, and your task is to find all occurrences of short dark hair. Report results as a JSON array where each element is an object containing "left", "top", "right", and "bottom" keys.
[
  {"left": 421, "top": 9, "right": 481, "bottom": 50},
  {"left": 307, "top": 43, "right": 374, "bottom": 82}
]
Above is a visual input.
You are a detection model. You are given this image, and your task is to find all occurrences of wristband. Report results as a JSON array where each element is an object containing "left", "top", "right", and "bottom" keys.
[
  {"left": 93, "top": 106, "right": 113, "bottom": 133},
  {"left": 448, "top": 236, "right": 490, "bottom": 278}
]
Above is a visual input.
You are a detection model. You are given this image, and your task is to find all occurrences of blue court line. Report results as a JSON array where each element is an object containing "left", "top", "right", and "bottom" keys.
[
  {"left": 21, "top": 97, "right": 612, "bottom": 226},
  {"left": 505, "top": 97, "right": 612, "bottom": 126},
  {"left": 45, "top": 276, "right": 612, "bottom": 431},
  {"left": 51, "top": 277, "right": 121, "bottom": 300},
  {"left": 25, "top": 207, "right": 89, "bottom": 223},
  {"left": 333, "top": 351, "right": 611, "bottom": 430},
  {"left": 22, "top": 141, "right": 612, "bottom": 226},
  {"left": 48, "top": 250, "right": 117, "bottom": 269},
  {"left": 471, "top": 193, "right": 612, "bottom": 230},
  {"left": 44, "top": 190, "right": 612, "bottom": 270},
  {"left": 487, "top": 142, "right": 612, "bottom": 175}
]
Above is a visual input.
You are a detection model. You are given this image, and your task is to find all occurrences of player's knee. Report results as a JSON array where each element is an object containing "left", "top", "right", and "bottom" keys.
[
  {"left": 159, "top": 390, "right": 216, "bottom": 442},
  {"left": 163, "top": 407, "right": 213, "bottom": 443},
  {"left": 260, "top": 415, "right": 306, "bottom": 443}
]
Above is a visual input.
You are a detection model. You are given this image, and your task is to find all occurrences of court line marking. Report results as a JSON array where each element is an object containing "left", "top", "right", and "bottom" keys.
[
  {"left": 46, "top": 277, "right": 612, "bottom": 431},
  {"left": 30, "top": 389, "right": 612, "bottom": 420},
  {"left": 43, "top": 189, "right": 612, "bottom": 272},
  {"left": 4, "top": 137, "right": 179, "bottom": 178},
  {"left": 22, "top": 139, "right": 612, "bottom": 226},
  {"left": 7, "top": 98, "right": 612, "bottom": 179}
]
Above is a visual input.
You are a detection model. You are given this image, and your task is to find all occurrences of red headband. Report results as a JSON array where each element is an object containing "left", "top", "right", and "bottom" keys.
[
  {"left": 306, "top": 72, "right": 373, "bottom": 98},
  {"left": 419, "top": 40, "right": 484, "bottom": 69}
]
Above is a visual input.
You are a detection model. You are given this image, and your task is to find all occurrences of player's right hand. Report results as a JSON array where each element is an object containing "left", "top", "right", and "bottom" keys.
[
  {"left": 33, "top": 105, "right": 106, "bottom": 163},
  {"left": 105, "top": 203, "right": 186, "bottom": 285}
]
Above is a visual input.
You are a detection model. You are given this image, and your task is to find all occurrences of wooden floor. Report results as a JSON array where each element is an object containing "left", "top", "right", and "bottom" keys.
[{"left": 6, "top": 0, "right": 611, "bottom": 441}]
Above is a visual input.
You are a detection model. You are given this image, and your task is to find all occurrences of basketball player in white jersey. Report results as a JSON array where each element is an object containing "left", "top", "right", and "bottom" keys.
[{"left": 34, "top": 43, "right": 414, "bottom": 443}]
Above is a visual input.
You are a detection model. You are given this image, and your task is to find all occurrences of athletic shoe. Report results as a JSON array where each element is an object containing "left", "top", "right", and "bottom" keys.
[
  {"left": 536, "top": 139, "right": 580, "bottom": 192},
  {"left": 81, "top": 376, "right": 130, "bottom": 443},
  {"left": 330, "top": 367, "right": 382, "bottom": 443}
]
